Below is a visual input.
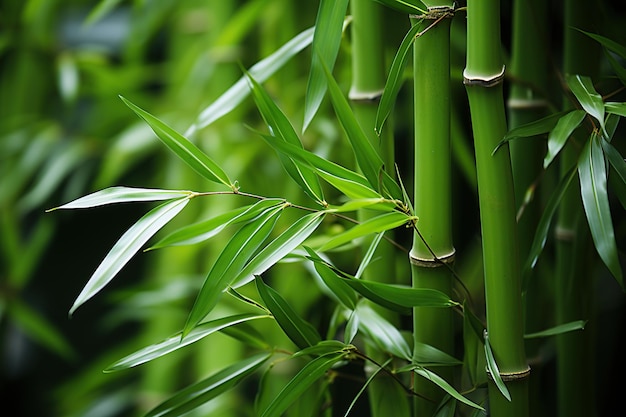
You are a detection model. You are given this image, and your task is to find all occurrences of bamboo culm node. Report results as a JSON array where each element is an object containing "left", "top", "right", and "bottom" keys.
[
  {"left": 409, "top": 250, "right": 456, "bottom": 267},
  {"left": 410, "top": 4, "right": 456, "bottom": 20},
  {"left": 348, "top": 88, "right": 384, "bottom": 103},
  {"left": 554, "top": 225, "right": 576, "bottom": 242},
  {"left": 506, "top": 98, "right": 550, "bottom": 110},
  {"left": 486, "top": 365, "right": 532, "bottom": 382},
  {"left": 463, "top": 65, "right": 506, "bottom": 87}
]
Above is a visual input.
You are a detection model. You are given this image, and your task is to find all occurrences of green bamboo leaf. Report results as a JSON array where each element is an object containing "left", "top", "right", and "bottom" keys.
[
  {"left": 413, "top": 367, "right": 484, "bottom": 410},
  {"left": 495, "top": 111, "right": 567, "bottom": 154},
  {"left": 292, "top": 340, "right": 351, "bottom": 358},
  {"left": 433, "top": 396, "right": 456, "bottom": 417},
  {"left": 303, "top": 0, "right": 350, "bottom": 131},
  {"left": 304, "top": 247, "right": 358, "bottom": 310},
  {"left": 319, "top": 211, "right": 413, "bottom": 252},
  {"left": 327, "top": 199, "right": 396, "bottom": 213},
  {"left": 344, "top": 309, "right": 359, "bottom": 344},
  {"left": 605, "top": 102, "right": 626, "bottom": 117},
  {"left": 578, "top": 30, "right": 626, "bottom": 59},
  {"left": 413, "top": 342, "right": 462, "bottom": 366},
  {"left": 220, "top": 321, "right": 272, "bottom": 350},
  {"left": 525, "top": 168, "right": 577, "bottom": 271},
  {"left": 316, "top": 170, "right": 382, "bottom": 200},
  {"left": 524, "top": 320, "right": 587, "bottom": 339},
  {"left": 566, "top": 75, "right": 605, "bottom": 132},
  {"left": 605, "top": 52, "right": 626, "bottom": 86},
  {"left": 231, "top": 212, "right": 325, "bottom": 288},
  {"left": 578, "top": 133, "right": 623, "bottom": 285},
  {"left": 355, "top": 232, "right": 386, "bottom": 278},
  {"left": 70, "top": 198, "right": 189, "bottom": 316},
  {"left": 84, "top": 0, "right": 123, "bottom": 25},
  {"left": 47, "top": 187, "right": 192, "bottom": 212},
  {"left": 483, "top": 330, "right": 511, "bottom": 401},
  {"left": 148, "top": 199, "right": 284, "bottom": 250},
  {"left": 106, "top": 314, "right": 270, "bottom": 372},
  {"left": 146, "top": 352, "right": 271, "bottom": 417},
  {"left": 544, "top": 110, "right": 586, "bottom": 168},
  {"left": 462, "top": 303, "right": 487, "bottom": 387},
  {"left": 255, "top": 276, "right": 321, "bottom": 349},
  {"left": 245, "top": 72, "right": 325, "bottom": 204},
  {"left": 120, "top": 96, "right": 233, "bottom": 188},
  {"left": 376, "top": 23, "right": 421, "bottom": 135},
  {"left": 602, "top": 139, "right": 626, "bottom": 189},
  {"left": 259, "top": 352, "right": 345, "bottom": 417},
  {"left": 320, "top": 58, "right": 402, "bottom": 199},
  {"left": 183, "top": 206, "right": 284, "bottom": 335},
  {"left": 186, "top": 26, "right": 315, "bottom": 135},
  {"left": 372, "top": 0, "right": 427, "bottom": 14},
  {"left": 356, "top": 302, "right": 412, "bottom": 360}
]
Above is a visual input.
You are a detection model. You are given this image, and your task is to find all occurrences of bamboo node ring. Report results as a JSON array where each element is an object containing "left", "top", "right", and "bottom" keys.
[
  {"left": 463, "top": 66, "right": 506, "bottom": 87},
  {"left": 486, "top": 365, "right": 532, "bottom": 382},
  {"left": 409, "top": 249, "right": 456, "bottom": 267},
  {"left": 410, "top": 5, "right": 456, "bottom": 20},
  {"left": 349, "top": 88, "right": 384, "bottom": 103}
]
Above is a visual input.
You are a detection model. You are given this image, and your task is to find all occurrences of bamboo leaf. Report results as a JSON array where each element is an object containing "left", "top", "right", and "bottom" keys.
[
  {"left": 146, "top": 352, "right": 271, "bottom": 417},
  {"left": 183, "top": 206, "right": 284, "bottom": 335},
  {"left": 149, "top": 199, "right": 284, "bottom": 250},
  {"left": 106, "top": 314, "right": 270, "bottom": 372},
  {"left": 47, "top": 187, "right": 192, "bottom": 212},
  {"left": 578, "top": 133, "right": 623, "bottom": 285},
  {"left": 70, "top": 198, "right": 189, "bottom": 315},
  {"left": 304, "top": 247, "right": 358, "bottom": 310},
  {"left": 355, "top": 232, "right": 385, "bottom": 278},
  {"left": 256, "top": 276, "right": 321, "bottom": 350},
  {"left": 355, "top": 302, "right": 412, "bottom": 360},
  {"left": 376, "top": 23, "right": 421, "bottom": 134},
  {"left": 578, "top": 30, "right": 626, "bottom": 59},
  {"left": 327, "top": 199, "right": 397, "bottom": 213},
  {"left": 186, "top": 26, "right": 315, "bottom": 135},
  {"left": 544, "top": 110, "right": 586, "bottom": 169},
  {"left": 293, "top": 340, "right": 350, "bottom": 358},
  {"left": 120, "top": 96, "right": 233, "bottom": 188},
  {"left": 496, "top": 112, "right": 567, "bottom": 153},
  {"left": 231, "top": 212, "right": 325, "bottom": 288},
  {"left": 259, "top": 352, "right": 345, "bottom": 417},
  {"left": 245, "top": 72, "right": 325, "bottom": 204},
  {"left": 220, "top": 321, "right": 272, "bottom": 350},
  {"left": 319, "top": 211, "right": 413, "bottom": 252},
  {"left": 602, "top": 139, "right": 626, "bottom": 189},
  {"left": 566, "top": 75, "right": 605, "bottom": 132},
  {"left": 413, "top": 342, "right": 462, "bottom": 366},
  {"left": 605, "top": 102, "right": 626, "bottom": 117},
  {"left": 303, "top": 0, "right": 350, "bottom": 131},
  {"left": 524, "top": 320, "right": 587, "bottom": 339},
  {"left": 372, "top": 0, "right": 427, "bottom": 14},
  {"left": 413, "top": 367, "right": 484, "bottom": 410},
  {"left": 483, "top": 330, "right": 511, "bottom": 401}
]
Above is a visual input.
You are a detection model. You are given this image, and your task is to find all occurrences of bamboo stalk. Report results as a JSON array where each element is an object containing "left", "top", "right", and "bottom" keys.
[
  {"left": 464, "top": 1, "right": 530, "bottom": 415},
  {"left": 409, "top": 3, "right": 455, "bottom": 414}
]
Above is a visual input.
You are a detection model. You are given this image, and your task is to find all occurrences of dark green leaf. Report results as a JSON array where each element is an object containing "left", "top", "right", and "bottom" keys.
[
  {"left": 483, "top": 330, "right": 511, "bottom": 401},
  {"left": 566, "top": 75, "right": 605, "bottom": 132},
  {"left": 524, "top": 320, "right": 587, "bottom": 339},
  {"left": 70, "top": 198, "right": 190, "bottom": 315},
  {"left": 183, "top": 205, "right": 284, "bottom": 335},
  {"left": 372, "top": 0, "right": 427, "bottom": 14},
  {"left": 413, "top": 341, "right": 462, "bottom": 366},
  {"left": 578, "top": 30, "right": 626, "bottom": 59},
  {"left": 48, "top": 187, "right": 192, "bottom": 212},
  {"left": 578, "top": 133, "right": 623, "bottom": 285},
  {"left": 220, "top": 321, "right": 272, "bottom": 350},
  {"left": 544, "top": 110, "right": 586, "bottom": 168},
  {"left": 256, "top": 276, "right": 321, "bottom": 349},
  {"left": 355, "top": 302, "right": 412, "bottom": 360},
  {"left": 293, "top": 340, "right": 351, "bottom": 358},
  {"left": 146, "top": 352, "right": 271, "bottom": 417},
  {"left": 602, "top": 139, "right": 626, "bottom": 190},
  {"left": 496, "top": 112, "right": 567, "bottom": 154},
  {"left": 121, "top": 96, "right": 233, "bottom": 188},
  {"left": 259, "top": 352, "right": 345, "bottom": 417},
  {"left": 304, "top": 247, "right": 358, "bottom": 310},
  {"left": 303, "top": 0, "right": 350, "bottom": 130},
  {"left": 106, "top": 314, "right": 270, "bottom": 372}
]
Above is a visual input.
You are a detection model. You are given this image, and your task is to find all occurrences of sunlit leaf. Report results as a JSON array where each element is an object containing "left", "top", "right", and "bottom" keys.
[
  {"left": 256, "top": 276, "right": 321, "bottom": 349},
  {"left": 355, "top": 232, "right": 386, "bottom": 278},
  {"left": 48, "top": 187, "right": 192, "bottom": 212},
  {"left": 186, "top": 26, "right": 315, "bottom": 135},
  {"left": 259, "top": 352, "right": 345, "bottom": 417},
  {"left": 578, "top": 133, "right": 623, "bottom": 285},
  {"left": 524, "top": 320, "right": 587, "bottom": 339},
  {"left": 146, "top": 352, "right": 271, "bottom": 417},
  {"left": 319, "top": 211, "right": 413, "bottom": 252},
  {"left": 376, "top": 23, "right": 421, "bottom": 134},
  {"left": 70, "top": 198, "right": 190, "bottom": 315},
  {"left": 303, "top": 0, "right": 350, "bottom": 131},
  {"left": 106, "top": 314, "right": 270, "bottom": 372},
  {"left": 355, "top": 302, "right": 412, "bottom": 360},
  {"left": 121, "top": 96, "right": 233, "bottom": 188},
  {"left": 483, "top": 330, "right": 511, "bottom": 401},
  {"left": 412, "top": 367, "right": 484, "bottom": 410},
  {"left": 566, "top": 75, "right": 605, "bottom": 133},
  {"left": 327, "top": 199, "right": 396, "bottom": 213},
  {"left": 183, "top": 205, "right": 284, "bottom": 335},
  {"left": 544, "top": 110, "right": 586, "bottom": 168},
  {"left": 231, "top": 211, "right": 325, "bottom": 288}
]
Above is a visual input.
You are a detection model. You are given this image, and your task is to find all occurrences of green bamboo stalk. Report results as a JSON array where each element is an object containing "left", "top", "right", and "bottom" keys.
[
  {"left": 349, "top": 2, "right": 409, "bottom": 416},
  {"left": 554, "top": 1, "right": 601, "bottom": 416},
  {"left": 464, "top": 1, "right": 529, "bottom": 415},
  {"left": 409, "top": 3, "right": 455, "bottom": 415}
]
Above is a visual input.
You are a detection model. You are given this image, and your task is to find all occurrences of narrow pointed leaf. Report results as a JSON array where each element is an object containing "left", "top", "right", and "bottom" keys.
[
  {"left": 372, "top": 0, "right": 427, "bottom": 14},
  {"left": 413, "top": 367, "right": 484, "bottom": 410},
  {"left": 293, "top": 340, "right": 350, "bottom": 358},
  {"left": 524, "top": 320, "right": 587, "bottom": 339},
  {"left": 303, "top": 0, "right": 350, "bottom": 131},
  {"left": 106, "top": 314, "right": 269, "bottom": 372},
  {"left": 413, "top": 342, "right": 462, "bottom": 366},
  {"left": 304, "top": 247, "right": 358, "bottom": 310},
  {"left": 319, "top": 211, "right": 413, "bottom": 252},
  {"left": 605, "top": 102, "right": 626, "bottom": 117},
  {"left": 120, "top": 96, "right": 233, "bottom": 188},
  {"left": 376, "top": 23, "right": 421, "bottom": 134},
  {"left": 327, "top": 198, "right": 396, "bottom": 213},
  {"left": 483, "top": 331, "right": 511, "bottom": 401},
  {"left": 578, "top": 30, "right": 626, "bottom": 59},
  {"left": 356, "top": 303, "right": 412, "bottom": 360},
  {"left": 186, "top": 26, "right": 315, "bottom": 135},
  {"left": 183, "top": 206, "right": 284, "bottom": 335},
  {"left": 355, "top": 232, "right": 386, "bottom": 278},
  {"left": 566, "top": 75, "right": 605, "bottom": 132},
  {"left": 146, "top": 352, "right": 271, "bottom": 417},
  {"left": 496, "top": 112, "right": 567, "bottom": 153},
  {"left": 70, "top": 198, "right": 189, "bottom": 315},
  {"left": 220, "top": 321, "right": 272, "bottom": 350},
  {"left": 602, "top": 139, "right": 626, "bottom": 187},
  {"left": 544, "top": 110, "right": 586, "bottom": 168},
  {"left": 256, "top": 276, "right": 321, "bottom": 349},
  {"left": 231, "top": 212, "right": 325, "bottom": 288},
  {"left": 260, "top": 352, "right": 345, "bottom": 417},
  {"left": 48, "top": 187, "right": 191, "bottom": 211},
  {"left": 578, "top": 133, "right": 623, "bottom": 284}
]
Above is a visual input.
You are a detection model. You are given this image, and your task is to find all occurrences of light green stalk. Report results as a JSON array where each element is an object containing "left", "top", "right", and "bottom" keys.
[
  {"left": 555, "top": 1, "right": 601, "bottom": 416},
  {"left": 464, "top": 1, "right": 529, "bottom": 416},
  {"left": 349, "top": 2, "right": 408, "bottom": 416},
  {"left": 409, "top": 2, "right": 456, "bottom": 415}
]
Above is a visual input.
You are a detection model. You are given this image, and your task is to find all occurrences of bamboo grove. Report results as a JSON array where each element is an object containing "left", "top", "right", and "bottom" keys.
[{"left": 10, "top": 0, "right": 623, "bottom": 416}]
